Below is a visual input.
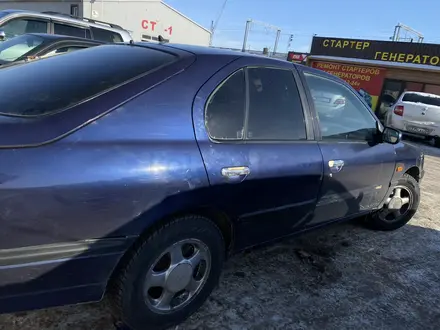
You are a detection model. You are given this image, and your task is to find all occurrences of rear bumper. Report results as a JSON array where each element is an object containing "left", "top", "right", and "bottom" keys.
[{"left": 387, "top": 115, "right": 440, "bottom": 138}]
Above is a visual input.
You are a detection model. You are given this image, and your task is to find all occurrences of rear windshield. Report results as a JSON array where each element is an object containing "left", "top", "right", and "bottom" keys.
[
  {"left": 0, "top": 44, "right": 177, "bottom": 116},
  {"left": 402, "top": 93, "right": 440, "bottom": 107}
]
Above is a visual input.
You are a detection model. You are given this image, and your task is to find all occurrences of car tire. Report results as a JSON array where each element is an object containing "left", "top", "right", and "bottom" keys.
[
  {"left": 434, "top": 137, "right": 440, "bottom": 148},
  {"left": 110, "top": 215, "right": 225, "bottom": 330},
  {"left": 366, "top": 173, "right": 420, "bottom": 231}
]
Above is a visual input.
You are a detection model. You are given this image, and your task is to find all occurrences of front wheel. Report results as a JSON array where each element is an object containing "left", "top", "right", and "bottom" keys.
[
  {"left": 367, "top": 173, "right": 420, "bottom": 231},
  {"left": 110, "top": 215, "right": 225, "bottom": 330}
]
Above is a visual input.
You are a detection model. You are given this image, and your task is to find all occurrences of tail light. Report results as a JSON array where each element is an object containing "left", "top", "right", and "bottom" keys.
[
  {"left": 394, "top": 105, "right": 404, "bottom": 116},
  {"left": 334, "top": 98, "right": 345, "bottom": 105}
]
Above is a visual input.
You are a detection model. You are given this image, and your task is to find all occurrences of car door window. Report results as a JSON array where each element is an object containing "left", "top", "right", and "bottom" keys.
[
  {"left": 91, "top": 27, "right": 123, "bottom": 42},
  {"left": 205, "top": 69, "right": 246, "bottom": 140},
  {"left": 304, "top": 72, "right": 378, "bottom": 141},
  {"left": 41, "top": 46, "right": 89, "bottom": 58},
  {"left": 0, "top": 34, "right": 44, "bottom": 63},
  {"left": 247, "top": 67, "right": 306, "bottom": 140},
  {"left": 0, "top": 18, "right": 48, "bottom": 39},
  {"left": 54, "top": 23, "right": 90, "bottom": 39}
]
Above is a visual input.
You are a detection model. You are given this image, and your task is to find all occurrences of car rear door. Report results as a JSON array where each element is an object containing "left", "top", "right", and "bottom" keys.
[
  {"left": 298, "top": 68, "right": 397, "bottom": 226},
  {"left": 193, "top": 57, "right": 323, "bottom": 250},
  {"left": 51, "top": 20, "right": 91, "bottom": 39}
]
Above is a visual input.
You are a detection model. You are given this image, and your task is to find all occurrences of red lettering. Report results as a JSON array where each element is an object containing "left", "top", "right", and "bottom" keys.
[
  {"left": 141, "top": 20, "right": 149, "bottom": 29},
  {"left": 150, "top": 21, "right": 156, "bottom": 31},
  {"left": 165, "top": 26, "right": 173, "bottom": 35}
]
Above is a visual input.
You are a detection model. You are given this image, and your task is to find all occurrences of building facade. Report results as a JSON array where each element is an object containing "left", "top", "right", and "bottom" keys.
[
  {"left": 304, "top": 36, "right": 440, "bottom": 116},
  {"left": 0, "top": 0, "right": 211, "bottom": 46}
]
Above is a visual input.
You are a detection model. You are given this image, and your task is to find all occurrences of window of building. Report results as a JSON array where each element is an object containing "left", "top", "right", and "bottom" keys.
[
  {"left": 246, "top": 67, "right": 306, "bottom": 140},
  {"left": 91, "top": 27, "right": 123, "bottom": 43},
  {"left": 54, "top": 23, "right": 90, "bottom": 39},
  {"left": 305, "top": 72, "right": 377, "bottom": 141},
  {"left": 70, "top": 4, "right": 79, "bottom": 17},
  {"left": 0, "top": 45, "right": 177, "bottom": 116},
  {"left": 0, "top": 18, "right": 48, "bottom": 39},
  {"left": 206, "top": 69, "right": 246, "bottom": 140}
]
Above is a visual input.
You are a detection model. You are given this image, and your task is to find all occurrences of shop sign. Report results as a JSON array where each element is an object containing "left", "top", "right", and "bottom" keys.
[
  {"left": 141, "top": 19, "right": 173, "bottom": 36},
  {"left": 311, "top": 36, "right": 440, "bottom": 67},
  {"left": 311, "top": 61, "right": 386, "bottom": 109},
  {"left": 286, "top": 52, "right": 309, "bottom": 64}
]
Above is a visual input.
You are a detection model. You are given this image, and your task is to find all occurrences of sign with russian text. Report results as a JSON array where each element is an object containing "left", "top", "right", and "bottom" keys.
[
  {"left": 311, "top": 61, "right": 386, "bottom": 109},
  {"left": 311, "top": 36, "right": 440, "bottom": 67}
]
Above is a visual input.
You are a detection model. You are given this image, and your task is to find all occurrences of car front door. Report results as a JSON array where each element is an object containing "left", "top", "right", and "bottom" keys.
[
  {"left": 299, "top": 69, "right": 397, "bottom": 226},
  {"left": 193, "top": 57, "right": 323, "bottom": 250}
]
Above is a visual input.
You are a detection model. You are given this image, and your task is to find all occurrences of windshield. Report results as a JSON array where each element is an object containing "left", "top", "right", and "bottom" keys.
[
  {"left": 402, "top": 93, "right": 440, "bottom": 107},
  {"left": 0, "top": 34, "right": 43, "bottom": 63}
]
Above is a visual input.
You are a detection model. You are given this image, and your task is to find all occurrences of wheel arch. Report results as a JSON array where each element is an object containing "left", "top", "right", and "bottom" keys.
[
  {"left": 106, "top": 196, "right": 236, "bottom": 294},
  {"left": 405, "top": 166, "right": 421, "bottom": 182}
]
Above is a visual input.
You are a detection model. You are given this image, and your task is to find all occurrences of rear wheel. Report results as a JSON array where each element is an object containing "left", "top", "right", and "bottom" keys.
[
  {"left": 110, "top": 215, "right": 225, "bottom": 330},
  {"left": 367, "top": 174, "right": 420, "bottom": 231}
]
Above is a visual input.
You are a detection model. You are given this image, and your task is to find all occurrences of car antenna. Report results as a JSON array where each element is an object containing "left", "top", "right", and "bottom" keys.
[
  {"left": 129, "top": 39, "right": 134, "bottom": 45},
  {"left": 158, "top": 35, "right": 165, "bottom": 43}
]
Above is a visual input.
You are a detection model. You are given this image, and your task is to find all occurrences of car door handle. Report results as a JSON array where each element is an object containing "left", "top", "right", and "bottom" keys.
[
  {"left": 328, "top": 160, "right": 344, "bottom": 173},
  {"left": 221, "top": 166, "right": 250, "bottom": 181}
]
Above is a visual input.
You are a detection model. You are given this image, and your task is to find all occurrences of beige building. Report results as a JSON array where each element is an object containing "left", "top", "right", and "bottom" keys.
[{"left": 0, "top": 0, "right": 211, "bottom": 45}]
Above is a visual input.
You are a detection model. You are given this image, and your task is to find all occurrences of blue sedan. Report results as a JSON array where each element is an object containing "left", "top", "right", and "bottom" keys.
[{"left": 0, "top": 43, "right": 424, "bottom": 330}]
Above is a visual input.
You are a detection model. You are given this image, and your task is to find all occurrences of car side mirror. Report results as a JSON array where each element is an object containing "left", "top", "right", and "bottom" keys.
[
  {"left": 382, "top": 127, "right": 402, "bottom": 145},
  {"left": 0, "top": 30, "right": 5, "bottom": 42}
]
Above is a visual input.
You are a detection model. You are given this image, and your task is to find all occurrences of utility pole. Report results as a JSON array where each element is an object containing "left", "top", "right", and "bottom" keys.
[
  {"left": 242, "top": 19, "right": 251, "bottom": 52},
  {"left": 287, "top": 34, "right": 293, "bottom": 50},
  {"left": 392, "top": 23, "right": 424, "bottom": 43},
  {"left": 209, "top": 0, "right": 229, "bottom": 46},
  {"left": 242, "top": 19, "right": 282, "bottom": 54},
  {"left": 273, "top": 29, "right": 281, "bottom": 56}
]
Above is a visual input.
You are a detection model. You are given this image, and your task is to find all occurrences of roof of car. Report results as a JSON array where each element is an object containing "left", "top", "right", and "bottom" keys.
[
  {"left": 0, "top": 9, "right": 128, "bottom": 34},
  {"left": 133, "top": 42, "right": 290, "bottom": 62},
  {"left": 26, "top": 33, "right": 106, "bottom": 44}
]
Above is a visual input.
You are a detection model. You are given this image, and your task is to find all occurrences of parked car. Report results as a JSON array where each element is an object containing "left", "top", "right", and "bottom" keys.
[
  {"left": 386, "top": 91, "right": 440, "bottom": 147},
  {"left": 310, "top": 89, "right": 346, "bottom": 117},
  {"left": 0, "top": 33, "right": 104, "bottom": 66},
  {"left": 0, "top": 43, "right": 424, "bottom": 330},
  {"left": 0, "top": 9, "right": 131, "bottom": 43}
]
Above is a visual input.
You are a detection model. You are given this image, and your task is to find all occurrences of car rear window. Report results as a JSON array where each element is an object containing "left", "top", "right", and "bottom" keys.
[
  {"left": 402, "top": 93, "right": 440, "bottom": 107},
  {"left": 0, "top": 44, "right": 177, "bottom": 116}
]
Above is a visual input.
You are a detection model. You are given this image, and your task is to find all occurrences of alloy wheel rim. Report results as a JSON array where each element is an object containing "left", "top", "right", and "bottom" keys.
[
  {"left": 378, "top": 185, "right": 413, "bottom": 222},
  {"left": 144, "top": 238, "right": 211, "bottom": 313}
]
